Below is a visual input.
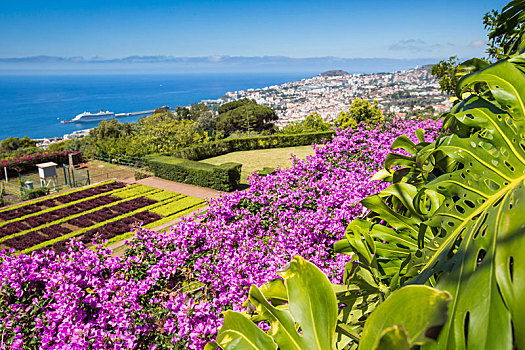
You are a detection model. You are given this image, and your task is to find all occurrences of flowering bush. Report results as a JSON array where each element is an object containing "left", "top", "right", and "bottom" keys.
[
  {"left": 0, "top": 118, "right": 441, "bottom": 349},
  {"left": 0, "top": 150, "right": 82, "bottom": 174}
]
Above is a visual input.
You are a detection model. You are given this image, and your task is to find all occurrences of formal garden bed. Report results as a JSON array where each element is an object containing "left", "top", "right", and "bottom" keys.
[{"left": 0, "top": 181, "right": 206, "bottom": 253}]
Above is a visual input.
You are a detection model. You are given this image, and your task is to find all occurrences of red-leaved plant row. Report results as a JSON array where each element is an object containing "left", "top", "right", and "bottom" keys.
[
  {"left": 51, "top": 211, "right": 162, "bottom": 253},
  {"left": 2, "top": 197, "right": 158, "bottom": 251},
  {"left": 3, "top": 225, "right": 72, "bottom": 251},
  {"left": 65, "top": 197, "right": 158, "bottom": 228},
  {"left": 0, "top": 182, "right": 126, "bottom": 222},
  {"left": 0, "top": 195, "right": 121, "bottom": 238}
]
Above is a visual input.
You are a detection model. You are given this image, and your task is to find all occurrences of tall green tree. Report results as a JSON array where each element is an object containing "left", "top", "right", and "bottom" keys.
[
  {"left": 217, "top": 98, "right": 257, "bottom": 115},
  {"left": 175, "top": 106, "right": 192, "bottom": 121},
  {"left": 136, "top": 111, "right": 207, "bottom": 154},
  {"left": 335, "top": 98, "right": 383, "bottom": 129},
  {"left": 216, "top": 100, "right": 277, "bottom": 137},
  {"left": 430, "top": 56, "right": 459, "bottom": 95}
]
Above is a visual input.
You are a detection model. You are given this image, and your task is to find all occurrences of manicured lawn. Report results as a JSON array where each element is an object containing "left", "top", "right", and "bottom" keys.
[{"left": 199, "top": 146, "right": 315, "bottom": 183}]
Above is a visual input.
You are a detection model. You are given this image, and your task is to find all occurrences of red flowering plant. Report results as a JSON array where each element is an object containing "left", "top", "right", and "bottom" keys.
[{"left": 1, "top": 150, "right": 83, "bottom": 175}]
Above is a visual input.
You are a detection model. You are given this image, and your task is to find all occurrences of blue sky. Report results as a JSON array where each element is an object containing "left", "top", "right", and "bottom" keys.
[{"left": 0, "top": 0, "right": 509, "bottom": 60}]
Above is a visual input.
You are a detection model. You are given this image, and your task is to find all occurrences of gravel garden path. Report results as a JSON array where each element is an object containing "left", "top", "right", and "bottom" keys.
[{"left": 135, "top": 177, "right": 224, "bottom": 201}]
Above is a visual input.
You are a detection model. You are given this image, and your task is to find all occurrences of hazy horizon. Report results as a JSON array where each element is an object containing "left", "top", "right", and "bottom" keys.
[
  {"left": 0, "top": 55, "right": 439, "bottom": 75},
  {"left": 1, "top": 0, "right": 508, "bottom": 69}
]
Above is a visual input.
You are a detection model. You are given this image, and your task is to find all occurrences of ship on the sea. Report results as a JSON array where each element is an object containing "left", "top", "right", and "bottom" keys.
[
  {"left": 60, "top": 107, "right": 170, "bottom": 124},
  {"left": 61, "top": 110, "right": 115, "bottom": 124}
]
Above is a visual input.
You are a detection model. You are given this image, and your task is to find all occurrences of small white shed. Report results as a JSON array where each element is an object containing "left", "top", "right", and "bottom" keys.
[{"left": 36, "top": 162, "right": 58, "bottom": 188}]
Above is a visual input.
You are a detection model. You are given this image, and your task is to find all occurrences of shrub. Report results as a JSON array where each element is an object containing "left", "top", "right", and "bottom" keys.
[
  {"left": 170, "top": 131, "right": 334, "bottom": 161},
  {"left": 1, "top": 150, "right": 83, "bottom": 175},
  {"left": 134, "top": 170, "right": 152, "bottom": 181},
  {"left": 146, "top": 155, "right": 242, "bottom": 191},
  {"left": 21, "top": 187, "right": 50, "bottom": 201}
]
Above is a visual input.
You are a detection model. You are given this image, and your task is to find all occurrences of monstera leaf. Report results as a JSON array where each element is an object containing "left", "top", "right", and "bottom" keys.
[
  {"left": 359, "top": 285, "right": 452, "bottom": 350},
  {"left": 404, "top": 54, "right": 525, "bottom": 349},
  {"left": 335, "top": 53, "right": 525, "bottom": 350},
  {"left": 210, "top": 256, "right": 338, "bottom": 350},
  {"left": 334, "top": 135, "right": 447, "bottom": 342}
]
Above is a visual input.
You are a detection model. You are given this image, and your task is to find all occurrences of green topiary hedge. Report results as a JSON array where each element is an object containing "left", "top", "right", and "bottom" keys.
[
  {"left": 169, "top": 131, "right": 334, "bottom": 160},
  {"left": 146, "top": 155, "right": 242, "bottom": 192}
]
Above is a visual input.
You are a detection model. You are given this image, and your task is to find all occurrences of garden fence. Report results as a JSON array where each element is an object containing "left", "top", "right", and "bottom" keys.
[{"left": 0, "top": 180, "right": 24, "bottom": 199}]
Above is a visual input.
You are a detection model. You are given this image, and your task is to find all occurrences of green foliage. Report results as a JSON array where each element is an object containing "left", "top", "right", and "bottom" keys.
[
  {"left": 334, "top": 50, "right": 525, "bottom": 349},
  {"left": 143, "top": 190, "right": 180, "bottom": 202},
  {"left": 214, "top": 15, "right": 525, "bottom": 349},
  {"left": 191, "top": 102, "right": 212, "bottom": 121},
  {"left": 171, "top": 131, "right": 334, "bottom": 161},
  {"left": 174, "top": 103, "right": 212, "bottom": 122},
  {"left": 112, "top": 185, "right": 157, "bottom": 199},
  {"left": 134, "top": 170, "right": 152, "bottom": 181},
  {"left": 196, "top": 110, "right": 218, "bottom": 133},
  {"left": 90, "top": 119, "right": 134, "bottom": 140},
  {"left": 0, "top": 180, "right": 116, "bottom": 214},
  {"left": 210, "top": 256, "right": 338, "bottom": 350},
  {"left": 430, "top": 56, "right": 460, "bottom": 95},
  {"left": 484, "top": 1, "right": 525, "bottom": 59},
  {"left": 0, "top": 186, "right": 7, "bottom": 208},
  {"left": 0, "top": 136, "right": 38, "bottom": 151},
  {"left": 217, "top": 98, "right": 256, "bottom": 114},
  {"left": 146, "top": 155, "right": 242, "bottom": 191},
  {"left": 47, "top": 138, "right": 93, "bottom": 157},
  {"left": 89, "top": 110, "right": 207, "bottom": 156},
  {"left": 216, "top": 99, "right": 278, "bottom": 137},
  {"left": 359, "top": 286, "right": 451, "bottom": 350},
  {"left": 280, "top": 112, "right": 332, "bottom": 134},
  {"left": 335, "top": 99, "right": 383, "bottom": 129},
  {"left": 175, "top": 106, "right": 192, "bottom": 120},
  {"left": 150, "top": 196, "right": 205, "bottom": 217},
  {"left": 136, "top": 112, "right": 207, "bottom": 154},
  {"left": 21, "top": 187, "right": 50, "bottom": 201}
]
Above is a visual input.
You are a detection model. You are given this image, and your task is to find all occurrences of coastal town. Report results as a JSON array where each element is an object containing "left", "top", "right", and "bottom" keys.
[
  {"left": 35, "top": 65, "right": 451, "bottom": 147},
  {"left": 209, "top": 65, "right": 451, "bottom": 126}
]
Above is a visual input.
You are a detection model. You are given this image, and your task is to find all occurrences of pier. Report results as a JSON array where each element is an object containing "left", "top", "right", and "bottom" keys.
[{"left": 114, "top": 109, "right": 158, "bottom": 118}]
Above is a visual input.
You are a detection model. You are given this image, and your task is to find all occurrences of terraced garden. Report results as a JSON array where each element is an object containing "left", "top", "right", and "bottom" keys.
[{"left": 0, "top": 180, "right": 206, "bottom": 254}]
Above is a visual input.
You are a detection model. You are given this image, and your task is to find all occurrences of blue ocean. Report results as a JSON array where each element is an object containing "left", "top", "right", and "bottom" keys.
[{"left": 0, "top": 73, "right": 312, "bottom": 141}]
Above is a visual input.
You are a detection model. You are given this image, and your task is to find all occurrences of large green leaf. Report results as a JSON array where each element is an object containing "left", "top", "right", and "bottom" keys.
[
  {"left": 334, "top": 52, "right": 525, "bottom": 349},
  {"left": 359, "top": 285, "right": 451, "bottom": 350},
  {"left": 406, "top": 54, "right": 525, "bottom": 349},
  {"left": 213, "top": 256, "right": 338, "bottom": 350},
  {"left": 210, "top": 311, "right": 278, "bottom": 350}
]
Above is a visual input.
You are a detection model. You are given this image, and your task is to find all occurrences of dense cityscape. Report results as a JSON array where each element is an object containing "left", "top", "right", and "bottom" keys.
[{"left": 211, "top": 65, "right": 451, "bottom": 126}]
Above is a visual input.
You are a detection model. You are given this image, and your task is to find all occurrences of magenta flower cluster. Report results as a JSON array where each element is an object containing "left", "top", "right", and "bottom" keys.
[
  {"left": 0, "top": 150, "right": 82, "bottom": 171},
  {"left": 0, "top": 118, "right": 441, "bottom": 349}
]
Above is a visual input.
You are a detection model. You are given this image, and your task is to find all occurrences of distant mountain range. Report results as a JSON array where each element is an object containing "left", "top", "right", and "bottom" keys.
[{"left": 0, "top": 55, "right": 438, "bottom": 74}]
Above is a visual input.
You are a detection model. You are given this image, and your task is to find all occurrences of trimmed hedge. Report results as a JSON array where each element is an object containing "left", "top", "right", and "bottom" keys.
[
  {"left": 170, "top": 131, "right": 334, "bottom": 160},
  {"left": 146, "top": 155, "right": 242, "bottom": 192},
  {"left": 134, "top": 171, "right": 152, "bottom": 181}
]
